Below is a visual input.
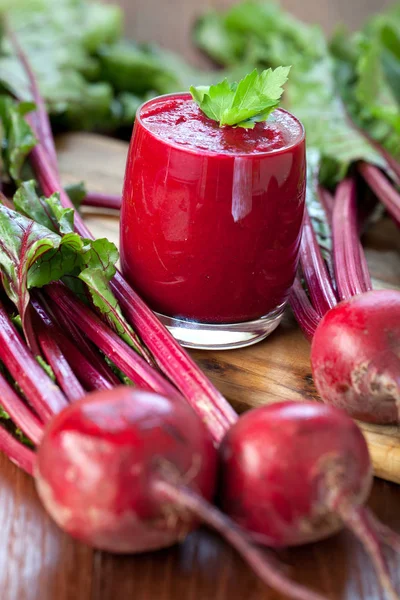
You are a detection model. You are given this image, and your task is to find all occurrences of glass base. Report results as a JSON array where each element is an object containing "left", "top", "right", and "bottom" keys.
[{"left": 156, "top": 303, "right": 286, "bottom": 350}]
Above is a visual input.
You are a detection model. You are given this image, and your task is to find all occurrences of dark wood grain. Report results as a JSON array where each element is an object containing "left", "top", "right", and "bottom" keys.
[
  {"left": 1, "top": 453, "right": 399, "bottom": 600},
  {"left": 1, "top": 131, "right": 399, "bottom": 600}
]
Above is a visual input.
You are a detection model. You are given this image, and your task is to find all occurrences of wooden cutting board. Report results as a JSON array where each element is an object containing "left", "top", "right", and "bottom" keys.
[{"left": 57, "top": 132, "right": 400, "bottom": 485}]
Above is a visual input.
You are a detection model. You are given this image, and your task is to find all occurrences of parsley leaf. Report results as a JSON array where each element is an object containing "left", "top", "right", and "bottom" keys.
[{"left": 190, "top": 66, "right": 290, "bottom": 128}]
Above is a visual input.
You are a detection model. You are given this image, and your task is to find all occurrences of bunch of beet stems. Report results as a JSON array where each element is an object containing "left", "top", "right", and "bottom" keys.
[
  {"left": 4, "top": 31, "right": 237, "bottom": 441},
  {"left": 290, "top": 176, "right": 373, "bottom": 338},
  {"left": 0, "top": 308, "right": 329, "bottom": 600},
  {"left": 0, "top": 306, "right": 326, "bottom": 600}
]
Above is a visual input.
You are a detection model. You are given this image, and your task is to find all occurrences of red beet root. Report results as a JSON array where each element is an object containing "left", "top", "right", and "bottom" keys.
[
  {"left": 35, "top": 388, "right": 217, "bottom": 553},
  {"left": 35, "top": 388, "right": 325, "bottom": 600},
  {"left": 220, "top": 401, "right": 400, "bottom": 600},
  {"left": 311, "top": 290, "right": 400, "bottom": 424}
]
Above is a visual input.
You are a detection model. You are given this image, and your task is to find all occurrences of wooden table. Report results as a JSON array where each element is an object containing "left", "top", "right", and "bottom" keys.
[{"left": 0, "top": 133, "right": 399, "bottom": 600}]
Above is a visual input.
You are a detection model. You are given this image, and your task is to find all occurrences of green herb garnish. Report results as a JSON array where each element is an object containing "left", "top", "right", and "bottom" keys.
[{"left": 190, "top": 66, "right": 290, "bottom": 128}]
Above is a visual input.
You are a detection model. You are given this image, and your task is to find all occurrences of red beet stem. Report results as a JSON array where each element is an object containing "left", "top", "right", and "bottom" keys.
[
  {"left": 35, "top": 315, "right": 85, "bottom": 402},
  {"left": 366, "top": 511, "right": 400, "bottom": 555},
  {"left": 336, "top": 504, "right": 399, "bottom": 600},
  {"left": 359, "top": 163, "right": 400, "bottom": 227},
  {"left": 32, "top": 294, "right": 116, "bottom": 393},
  {"left": 332, "top": 178, "right": 372, "bottom": 300},
  {"left": 23, "top": 303, "right": 43, "bottom": 357},
  {"left": 356, "top": 125, "right": 400, "bottom": 184},
  {"left": 46, "top": 282, "right": 182, "bottom": 400},
  {"left": 289, "top": 274, "right": 321, "bottom": 341},
  {"left": 0, "top": 300, "right": 68, "bottom": 420},
  {"left": 341, "top": 98, "right": 400, "bottom": 184},
  {"left": 30, "top": 145, "right": 92, "bottom": 238},
  {"left": 7, "top": 27, "right": 58, "bottom": 176},
  {"left": 45, "top": 297, "right": 121, "bottom": 389},
  {"left": 83, "top": 192, "right": 121, "bottom": 210},
  {"left": 30, "top": 143, "right": 237, "bottom": 443},
  {"left": 111, "top": 274, "right": 238, "bottom": 439},
  {"left": 384, "top": 158, "right": 400, "bottom": 185},
  {"left": 300, "top": 209, "right": 337, "bottom": 317},
  {"left": 153, "top": 479, "right": 327, "bottom": 600},
  {"left": 0, "top": 425, "right": 35, "bottom": 475},
  {"left": 317, "top": 186, "right": 334, "bottom": 225},
  {"left": 316, "top": 186, "right": 337, "bottom": 283},
  {"left": 0, "top": 371, "right": 43, "bottom": 445}
]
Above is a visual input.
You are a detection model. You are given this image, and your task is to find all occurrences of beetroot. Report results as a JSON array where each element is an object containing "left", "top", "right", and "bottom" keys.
[
  {"left": 292, "top": 177, "right": 400, "bottom": 428},
  {"left": 35, "top": 387, "right": 217, "bottom": 553},
  {"left": 311, "top": 290, "right": 400, "bottom": 424},
  {"left": 34, "top": 388, "right": 325, "bottom": 600},
  {"left": 220, "top": 401, "right": 400, "bottom": 599}
]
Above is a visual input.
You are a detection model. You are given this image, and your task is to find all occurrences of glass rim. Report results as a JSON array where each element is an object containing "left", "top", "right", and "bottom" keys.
[{"left": 135, "top": 92, "right": 306, "bottom": 159}]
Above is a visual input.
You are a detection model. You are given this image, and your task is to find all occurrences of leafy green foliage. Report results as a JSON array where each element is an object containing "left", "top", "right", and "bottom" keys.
[
  {"left": 194, "top": 12, "right": 245, "bottom": 66},
  {"left": 64, "top": 182, "right": 87, "bottom": 209},
  {"left": 98, "top": 41, "right": 181, "bottom": 96},
  {"left": 36, "top": 356, "right": 56, "bottom": 381},
  {"left": 194, "top": 1, "right": 326, "bottom": 69},
  {"left": 380, "top": 24, "right": 400, "bottom": 105},
  {"left": 330, "top": 6, "right": 400, "bottom": 163},
  {"left": 0, "top": 0, "right": 122, "bottom": 130},
  {"left": 0, "top": 204, "right": 82, "bottom": 330},
  {"left": 194, "top": 0, "right": 384, "bottom": 185},
  {"left": 305, "top": 148, "right": 333, "bottom": 265},
  {"left": 0, "top": 406, "right": 10, "bottom": 420},
  {"left": 13, "top": 182, "right": 144, "bottom": 355},
  {"left": 0, "top": 403, "right": 34, "bottom": 448},
  {"left": 190, "top": 67, "right": 290, "bottom": 128},
  {"left": 0, "top": 0, "right": 215, "bottom": 131},
  {"left": 11, "top": 314, "right": 22, "bottom": 332},
  {"left": 0, "top": 97, "right": 37, "bottom": 181},
  {"left": 103, "top": 356, "right": 133, "bottom": 386}
]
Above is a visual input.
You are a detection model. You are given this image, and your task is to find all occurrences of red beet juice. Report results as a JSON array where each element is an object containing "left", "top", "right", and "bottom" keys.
[{"left": 121, "top": 93, "right": 306, "bottom": 349}]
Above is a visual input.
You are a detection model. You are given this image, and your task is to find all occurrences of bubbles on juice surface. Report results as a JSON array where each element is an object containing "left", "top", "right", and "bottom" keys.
[{"left": 140, "top": 97, "right": 302, "bottom": 155}]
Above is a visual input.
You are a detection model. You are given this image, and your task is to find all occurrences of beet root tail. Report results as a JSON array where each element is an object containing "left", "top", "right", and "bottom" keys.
[
  {"left": 364, "top": 509, "right": 400, "bottom": 555},
  {"left": 339, "top": 504, "right": 399, "bottom": 600},
  {"left": 153, "top": 479, "right": 328, "bottom": 600}
]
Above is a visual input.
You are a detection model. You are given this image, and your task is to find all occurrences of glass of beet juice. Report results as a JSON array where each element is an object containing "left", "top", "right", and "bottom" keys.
[{"left": 121, "top": 92, "right": 306, "bottom": 350}]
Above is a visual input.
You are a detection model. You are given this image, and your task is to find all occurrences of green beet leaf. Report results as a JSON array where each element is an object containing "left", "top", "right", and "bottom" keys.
[
  {"left": 380, "top": 24, "right": 400, "bottom": 106},
  {"left": 13, "top": 181, "right": 145, "bottom": 356},
  {"left": 64, "top": 181, "right": 87, "bottom": 209},
  {"left": 0, "top": 204, "right": 83, "bottom": 337},
  {"left": 194, "top": 0, "right": 384, "bottom": 185},
  {"left": 0, "top": 97, "right": 37, "bottom": 182},
  {"left": 329, "top": 5, "right": 400, "bottom": 164}
]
